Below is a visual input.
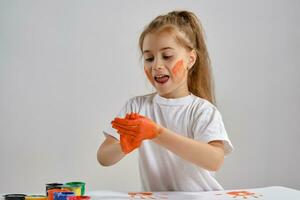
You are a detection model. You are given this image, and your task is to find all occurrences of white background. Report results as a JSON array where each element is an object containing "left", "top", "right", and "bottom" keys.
[{"left": 0, "top": 0, "right": 299, "bottom": 194}]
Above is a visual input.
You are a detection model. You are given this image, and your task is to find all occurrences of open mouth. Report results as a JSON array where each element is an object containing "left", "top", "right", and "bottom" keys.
[{"left": 154, "top": 75, "right": 170, "bottom": 84}]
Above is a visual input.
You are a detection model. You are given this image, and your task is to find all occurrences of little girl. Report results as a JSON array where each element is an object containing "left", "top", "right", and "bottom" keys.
[{"left": 97, "top": 10, "right": 233, "bottom": 192}]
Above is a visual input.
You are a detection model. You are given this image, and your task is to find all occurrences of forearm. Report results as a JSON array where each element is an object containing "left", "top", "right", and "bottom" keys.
[
  {"left": 152, "top": 127, "right": 224, "bottom": 171},
  {"left": 97, "top": 139, "right": 125, "bottom": 166}
]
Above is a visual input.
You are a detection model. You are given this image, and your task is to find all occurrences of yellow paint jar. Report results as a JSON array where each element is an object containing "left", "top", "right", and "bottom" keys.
[
  {"left": 61, "top": 185, "right": 81, "bottom": 196},
  {"left": 25, "top": 195, "right": 47, "bottom": 200}
]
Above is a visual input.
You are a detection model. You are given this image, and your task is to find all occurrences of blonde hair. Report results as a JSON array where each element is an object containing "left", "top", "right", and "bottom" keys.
[{"left": 139, "top": 10, "right": 216, "bottom": 105}]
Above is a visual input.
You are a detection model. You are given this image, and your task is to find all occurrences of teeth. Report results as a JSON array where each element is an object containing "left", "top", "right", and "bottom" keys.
[{"left": 155, "top": 75, "right": 168, "bottom": 78}]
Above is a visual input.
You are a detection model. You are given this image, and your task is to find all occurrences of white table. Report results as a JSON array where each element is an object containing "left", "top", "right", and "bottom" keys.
[{"left": 88, "top": 186, "right": 300, "bottom": 200}]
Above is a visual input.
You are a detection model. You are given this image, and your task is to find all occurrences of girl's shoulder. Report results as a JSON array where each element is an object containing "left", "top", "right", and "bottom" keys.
[
  {"left": 190, "top": 94, "right": 217, "bottom": 109},
  {"left": 190, "top": 94, "right": 221, "bottom": 117},
  {"left": 127, "top": 92, "right": 156, "bottom": 106}
]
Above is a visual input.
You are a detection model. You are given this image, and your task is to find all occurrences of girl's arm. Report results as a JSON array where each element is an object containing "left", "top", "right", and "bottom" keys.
[
  {"left": 97, "top": 135, "right": 125, "bottom": 166},
  {"left": 111, "top": 115, "right": 225, "bottom": 171},
  {"left": 153, "top": 126, "right": 225, "bottom": 171}
]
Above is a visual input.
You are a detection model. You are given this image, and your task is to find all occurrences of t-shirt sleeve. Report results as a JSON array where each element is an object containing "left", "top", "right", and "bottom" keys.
[
  {"left": 102, "top": 98, "right": 137, "bottom": 141},
  {"left": 192, "top": 106, "right": 234, "bottom": 155}
]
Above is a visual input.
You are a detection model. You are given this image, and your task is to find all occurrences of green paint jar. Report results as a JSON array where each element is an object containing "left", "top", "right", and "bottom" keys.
[{"left": 65, "top": 182, "right": 85, "bottom": 195}]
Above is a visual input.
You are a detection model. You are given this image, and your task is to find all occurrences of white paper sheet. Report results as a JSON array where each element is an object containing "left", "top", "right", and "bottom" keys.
[{"left": 87, "top": 186, "right": 300, "bottom": 200}]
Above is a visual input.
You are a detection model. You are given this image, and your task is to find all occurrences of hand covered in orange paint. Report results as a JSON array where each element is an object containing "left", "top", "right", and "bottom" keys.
[
  {"left": 118, "top": 113, "right": 143, "bottom": 154},
  {"left": 111, "top": 113, "right": 161, "bottom": 153},
  {"left": 120, "top": 134, "right": 141, "bottom": 154}
]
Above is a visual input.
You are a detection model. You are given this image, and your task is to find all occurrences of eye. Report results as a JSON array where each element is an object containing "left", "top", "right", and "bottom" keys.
[
  {"left": 163, "top": 55, "right": 172, "bottom": 60},
  {"left": 145, "top": 57, "right": 154, "bottom": 62}
]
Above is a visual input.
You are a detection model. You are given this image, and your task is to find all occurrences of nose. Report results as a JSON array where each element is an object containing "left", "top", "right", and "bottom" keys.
[{"left": 152, "top": 58, "right": 164, "bottom": 71}]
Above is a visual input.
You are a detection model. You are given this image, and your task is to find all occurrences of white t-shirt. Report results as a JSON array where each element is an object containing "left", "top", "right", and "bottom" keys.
[{"left": 103, "top": 93, "right": 233, "bottom": 192}]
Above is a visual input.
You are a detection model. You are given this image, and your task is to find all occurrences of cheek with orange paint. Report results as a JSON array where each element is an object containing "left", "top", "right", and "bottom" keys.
[{"left": 171, "top": 59, "right": 185, "bottom": 78}]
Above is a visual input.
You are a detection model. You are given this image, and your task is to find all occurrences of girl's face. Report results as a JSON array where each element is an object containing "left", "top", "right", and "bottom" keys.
[{"left": 142, "top": 30, "right": 196, "bottom": 98}]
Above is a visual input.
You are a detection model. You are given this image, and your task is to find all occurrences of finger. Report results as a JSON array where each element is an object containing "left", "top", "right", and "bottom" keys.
[
  {"left": 135, "top": 113, "right": 145, "bottom": 119},
  {"left": 117, "top": 129, "right": 136, "bottom": 137},
  {"left": 127, "top": 113, "right": 133, "bottom": 119},
  {"left": 139, "top": 114, "right": 146, "bottom": 119},
  {"left": 127, "top": 112, "right": 135, "bottom": 119},
  {"left": 114, "top": 123, "right": 138, "bottom": 132},
  {"left": 112, "top": 123, "right": 138, "bottom": 132},
  {"left": 116, "top": 128, "right": 137, "bottom": 137},
  {"left": 130, "top": 113, "right": 137, "bottom": 119},
  {"left": 112, "top": 118, "right": 138, "bottom": 126},
  {"left": 112, "top": 123, "right": 135, "bottom": 135},
  {"left": 134, "top": 113, "right": 140, "bottom": 119},
  {"left": 129, "top": 112, "right": 135, "bottom": 119}
]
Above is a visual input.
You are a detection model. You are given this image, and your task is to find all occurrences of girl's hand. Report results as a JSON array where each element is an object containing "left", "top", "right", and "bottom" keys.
[
  {"left": 115, "top": 113, "right": 142, "bottom": 154},
  {"left": 120, "top": 134, "right": 141, "bottom": 154},
  {"left": 111, "top": 113, "right": 161, "bottom": 141}
]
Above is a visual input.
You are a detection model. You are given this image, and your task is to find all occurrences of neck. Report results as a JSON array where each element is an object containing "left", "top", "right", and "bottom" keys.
[{"left": 159, "top": 84, "right": 190, "bottom": 99}]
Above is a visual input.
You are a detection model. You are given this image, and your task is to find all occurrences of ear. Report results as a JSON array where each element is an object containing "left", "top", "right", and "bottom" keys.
[{"left": 187, "top": 49, "right": 197, "bottom": 70}]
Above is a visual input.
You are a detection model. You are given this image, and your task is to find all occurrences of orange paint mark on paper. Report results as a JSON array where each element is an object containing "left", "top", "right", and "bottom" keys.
[
  {"left": 128, "top": 192, "right": 168, "bottom": 199},
  {"left": 128, "top": 192, "right": 154, "bottom": 199},
  {"left": 171, "top": 59, "right": 184, "bottom": 76},
  {"left": 128, "top": 192, "right": 153, "bottom": 196},
  {"left": 224, "top": 191, "right": 263, "bottom": 199}
]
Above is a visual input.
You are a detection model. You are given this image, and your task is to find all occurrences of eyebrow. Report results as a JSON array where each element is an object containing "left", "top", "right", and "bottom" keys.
[{"left": 143, "top": 47, "right": 174, "bottom": 54}]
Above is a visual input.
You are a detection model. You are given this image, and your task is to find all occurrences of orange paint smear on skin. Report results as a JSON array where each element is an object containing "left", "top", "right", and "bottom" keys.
[
  {"left": 118, "top": 114, "right": 141, "bottom": 154},
  {"left": 144, "top": 67, "right": 154, "bottom": 84},
  {"left": 171, "top": 59, "right": 184, "bottom": 76}
]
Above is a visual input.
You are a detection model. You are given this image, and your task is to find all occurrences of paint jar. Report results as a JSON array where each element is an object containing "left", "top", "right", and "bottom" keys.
[
  {"left": 65, "top": 182, "right": 85, "bottom": 195},
  {"left": 60, "top": 185, "right": 80, "bottom": 196},
  {"left": 46, "top": 183, "right": 64, "bottom": 196},
  {"left": 67, "top": 196, "right": 90, "bottom": 200},
  {"left": 3, "top": 194, "right": 26, "bottom": 200},
  {"left": 47, "top": 189, "right": 69, "bottom": 200},
  {"left": 25, "top": 195, "right": 47, "bottom": 200},
  {"left": 53, "top": 192, "right": 74, "bottom": 200}
]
